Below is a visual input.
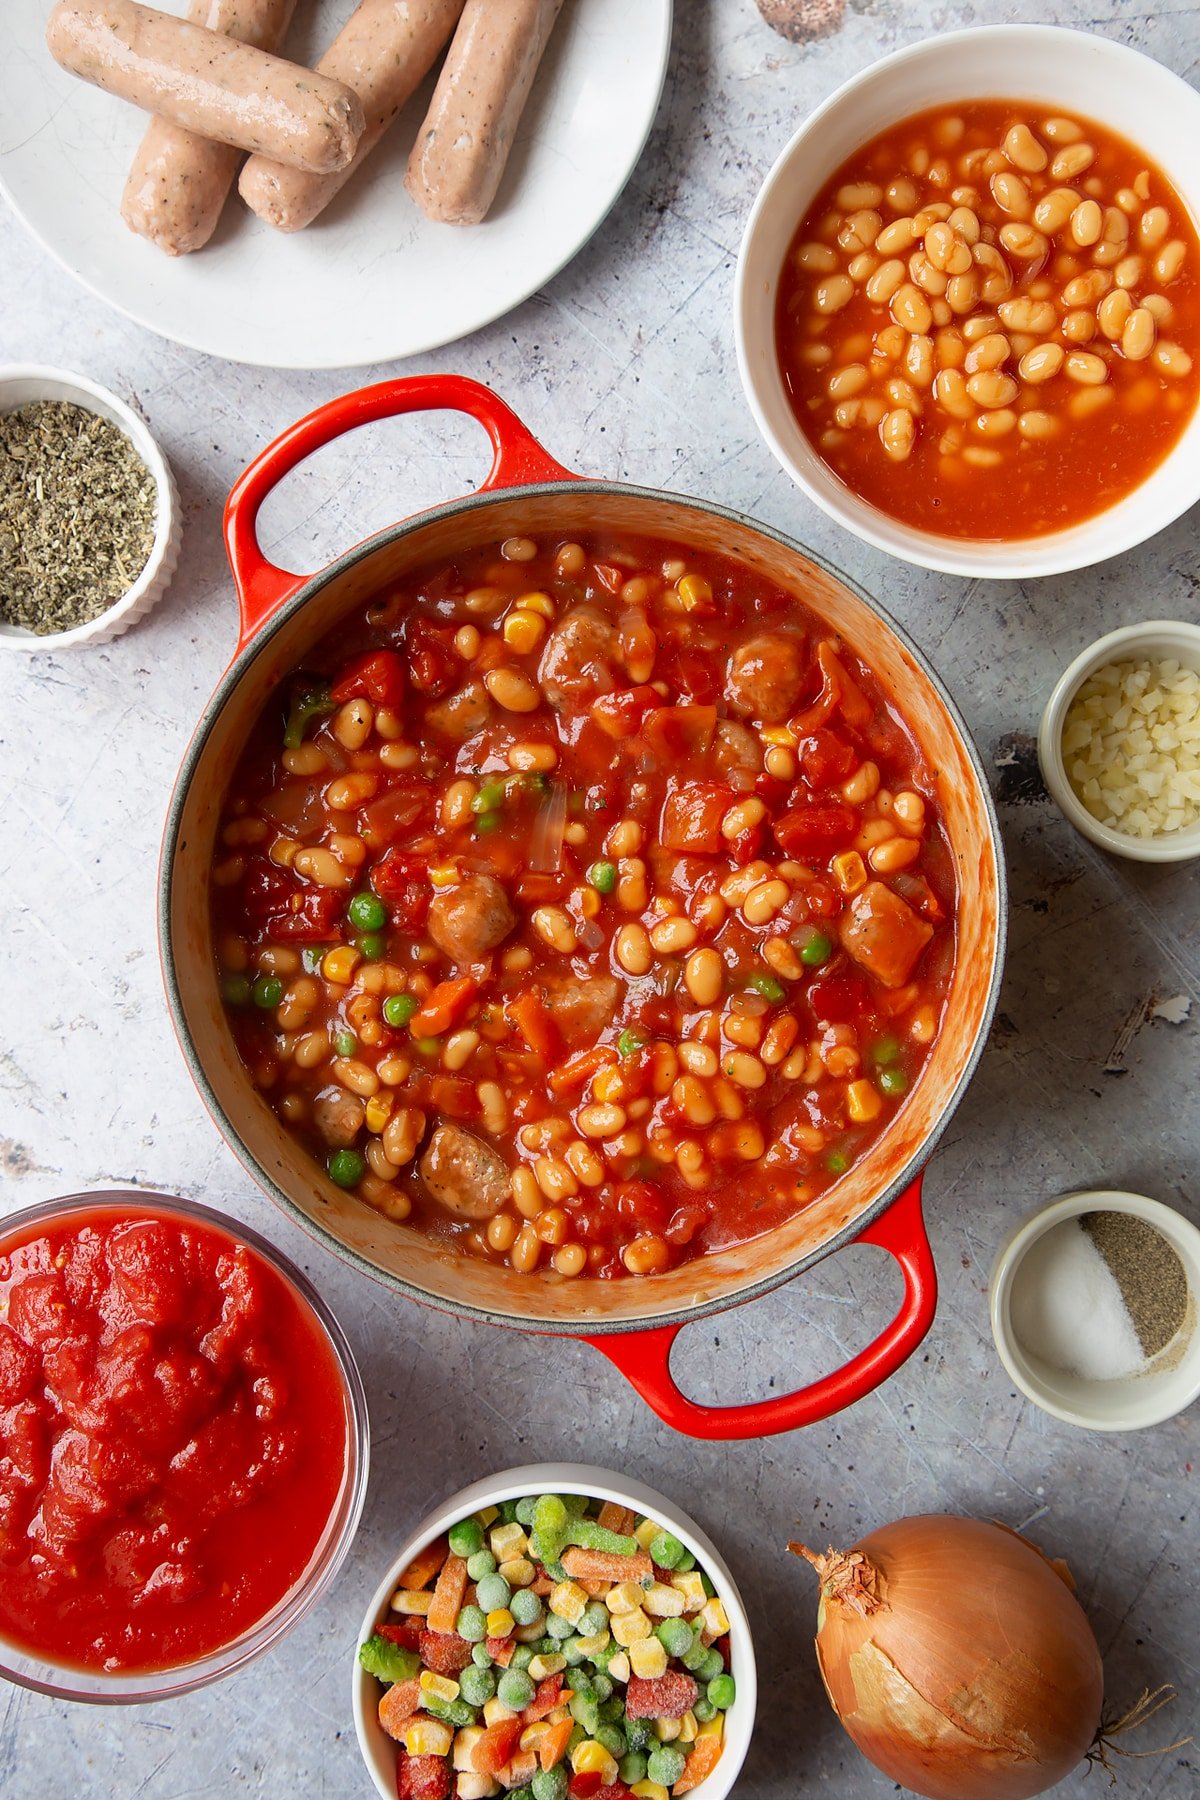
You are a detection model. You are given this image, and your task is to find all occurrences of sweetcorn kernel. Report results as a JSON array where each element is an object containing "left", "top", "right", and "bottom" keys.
[
  {"left": 486, "top": 1608, "right": 515, "bottom": 1638},
  {"left": 606, "top": 1581, "right": 645, "bottom": 1616},
  {"left": 391, "top": 1588, "right": 434, "bottom": 1615},
  {"left": 490, "top": 1522, "right": 529, "bottom": 1563},
  {"left": 549, "top": 1580, "right": 589, "bottom": 1625},
  {"left": 403, "top": 1718, "right": 453, "bottom": 1757},
  {"left": 670, "top": 1572, "right": 707, "bottom": 1612},
  {"left": 610, "top": 1608, "right": 652, "bottom": 1645},
  {"left": 628, "top": 1636, "right": 668, "bottom": 1679},
  {"left": 572, "top": 1741, "right": 619, "bottom": 1781},
  {"left": 419, "top": 1670, "right": 460, "bottom": 1703},
  {"left": 643, "top": 1582, "right": 686, "bottom": 1617},
  {"left": 701, "top": 1596, "right": 731, "bottom": 1640}
]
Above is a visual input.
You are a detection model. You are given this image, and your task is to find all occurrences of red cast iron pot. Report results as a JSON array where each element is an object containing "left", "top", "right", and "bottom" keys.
[{"left": 160, "top": 375, "right": 1006, "bottom": 1440}]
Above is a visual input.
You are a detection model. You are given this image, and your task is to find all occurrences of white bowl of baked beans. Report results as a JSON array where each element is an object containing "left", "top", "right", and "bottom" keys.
[
  {"left": 735, "top": 25, "right": 1200, "bottom": 578},
  {"left": 1038, "top": 618, "right": 1200, "bottom": 862}
]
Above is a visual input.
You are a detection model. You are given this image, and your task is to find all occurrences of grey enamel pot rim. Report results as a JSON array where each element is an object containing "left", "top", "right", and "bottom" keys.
[{"left": 160, "top": 467, "right": 1007, "bottom": 1359}]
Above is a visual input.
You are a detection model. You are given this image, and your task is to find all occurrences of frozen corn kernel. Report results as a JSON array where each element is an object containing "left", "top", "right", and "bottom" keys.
[
  {"left": 483, "top": 1698, "right": 519, "bottom": 1726},
  {"left": 403, "top": 1717, "right": 454, "bottom": 1757},
  {"left": 653, "top": 1717, "right": 683, "bottom": 1743},
  {"left": 499, "top": 1557, "right": 536, "bottom": 1588},
  {"left": 606, "top": 1580, "right": 645, "bottom": 1616},
  {"left": 391, "top": 1588, "right": 434, "bottom": 1615},
  {"left": 700, "top": 1596, "right": 730, "bottom": 1640},
  {"left": 608, "top": 1650, "right": 631, "bottom": 1684},
  {"left": 456, "top": 1777, "right": 498, "bottom": 1800},
  {"left": 630, "top": 1784, "right": 670, "bottom": 1800},
  {"left": 610, "top": 1608, "right": 653, "bottom": 1645},
  {"left": 634, "top": 1518, "right": 662, "bottom": 1551},
  {"left": 486, "top": 1608, "right": 515, "bottom": 1638},
  {"left": 575, "top": 1631, "right": 611, "bottom": 1657},
  {"left": 528, "top": 1653, "right": 566, "bottom": 1682},
  {"left": 698, "top": 1712, "right": 725, "bottom": 1740},
  {"left": 628, "top": 1636, "right": 669, "bottom": 1679},
  {"left": 419, "top": 1669, "right": 460, "bottom": 1704},
  {"left": 520, "top": 1722, "right": 550, "bottom": 1751},
  {"left": 643, "top": 1582, "right": 686, "bottom": 1617},
  {"left": 453, "top": 1726, "right": 485, "bottom": 1771},
  {"left": 476, "top": 1505, "right": 499, "bottom": 1527},
  {"left": 572, "top": 1740, "right": 620, "bottom": 1781},
  {"left": 678, "top": 1710, "right": 699, "bottom": 1744},
  {"left": 490, "top": 1522, "right": 529, "bottom": 1563},
  {"left": 670, "top": 1572, "right": 707, "bottom": 1612},
  {"left": 549, "top": 1580, "right": 589, "bottom": 1625}
]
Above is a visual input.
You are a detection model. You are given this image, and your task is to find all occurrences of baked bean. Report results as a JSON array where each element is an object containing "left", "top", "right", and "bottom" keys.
[
  {"left": 910, "top": 252, "right": 948, "bottom": 297},
  {"left": 933, "top": 367, "right": 973, "bottom": 418},
  {"left": 1139, "top": 206, "right": 1170, "bottom": 249},
  {"left": 999, "top": 222, "right": 1049, "bottom": 261},
  {"left": 511, "top": 1226, "right": 542, "bottom": 1273},
  {"left": 379, "top": 742, "right": 418, "bottom": 771},
  {"left": 1092, "top": 205, "right": 1130, "bottom": 266},
  {"left": 865, "top": 258, "right": 906, "bottom": 303},
  {"left": 485, "top": 666, "right": 540, "bottom": 712},
  {"left": 886, "top": 176, "right": 921, "bottom": 212},
  {"left": 963, "top": 331, "right": 1010, "bottom": 373},
  {"left": 839, "top": 207, "right": 883, "bottom": 253},
  {"left": 947, "top": 205, "right": 981, "bottom": 244},
  {"left": 684, "top": 948, "right": 724, "bottom": 1006},
  {"left": 333, "top": 698, "right": 372, "bottom": 750},
  {"left": 974, "top": 407, "right": 1017, "bottom": 438},
  {"left": 814, "top": 273, "right": 855, "bottom": 314},
  {"left": 796, "top": 239, "right": 838, "bottom": 273},
  {"left": 905, "top": 334, "right": 935, "bottom": 386},
  {"left": 875, "top": 217, "right": 918, "bottom": 254},
  {"left": 1019, "top": 341, "right": 1065, "bottom": 383},
  {"left": 292, "top": 847, "right": 352, "bottom": 890},
  {"left": 884, "top": 377, "right": 921, "bottom": 413},
  {"left": 1153, "top": 340, "right": 1193, "bottom": 377},
  {"left": 1068, "top": 199, "right": 1103, "bottom": 247},
  {"left": 326, "top": 771, "right": 377, "bottom": 811},
  {"left": 990, "top": 170, "right": 1031, "bottom": 218},
  {"left": 1062, "top": 310, "right": 1097, "bottom": 345},
  {"left": 935, "top": 327, "right": 967, "bottom": 367},
  {"left": 1097, "top": 286, "right": 1134, "bottom": 340},
  {"left": 1121, "top": 306, "right": 1157, "bottom": 361},
  {"left": 615, "top": 923, "right": 652, "bottom": 976},
  {"left": 875, "top": 323, "right": 908, "bottom": 359},
  {"left": 501, "top": 536, "right": 538, "bottom": 562},
  {"left": 891, "top": 283, "right": 933, "bottom": 333},
  {"left": 972, "top": 242, "right": 1012, "bottom": 302},
  {"left": 880, "top": 407, "right": 916, "bottom": 461},
  {"left": 848, "top": 252, "right": 878, "bottom": 284},
  {"left": 1154, "top": 239, "right": 1186, "bottom": 283},
  {"left": 622, "top": 1234, "right": 670, "bottom": 1276},
  {"left": 1062, "top": 269, "right": 1111, "bottom": 307},
  {"left": 1042, "top": 116, "right": 1084, "bottom": 144},
  {"left": 649, "top": 916, "right": 698, "bottom": 955},
  {"left": 282, "top": 743, "right": 326, "bottom": 776},
  {"left": 1003, "top": 122, "right": 1047, "bottom": 173},
  {"left": 1032, "top": 186, "right": 1079, "bottom": 234},
  {"left": 965, "top": 370, "right": 1018, "bottom": 409},
  {"left": 1018, "top": 409, "right": 1059, "bottom": 439},
  {"left": 1114, "top": 254, "right": 1144, "bottom": 289},
  {"left": 1051, "top": 142, "right": 1095, "bottom": 180},
  {"left": 1068, "top": 385, "right": 1114, "bottom": 420},
  {"left": 837, "top": 181, "right": 884, "bottom": 209},
  {"left": 531, "top": 906, "right": 576, "bottom": 954},
  {"left": 1065, "top": 350, "right": 1109, "bottom": 385},
  {"left": 961, "top": 445, "right": 1002, "bottom": 468}
]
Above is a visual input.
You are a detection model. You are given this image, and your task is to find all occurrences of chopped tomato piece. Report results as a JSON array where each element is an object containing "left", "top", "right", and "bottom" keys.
[
  {"left": 590, "top": 685, "right": 664, "bottom": 739},
  {"left": 361, "top": 785, "right": 431, "bottom": 846},
  {"left": 773, "top": 802, "right": 858, "bottom": 856},
  {"left": 799, "top": 729, "right": 858, "bottom": 788},
  {"left": 807, "top": 971, "right": 871, "bottom": 1024},
  {"left": 241, "top": 857, "right": 294, "bottom": 918},
  {"left": 406, "top": 619, "right": 457, "bottom": 697},
  {"left": 659, "top": 779, "right": 730, "bottom": 855},
  {"left": 264, "top": 887, "right": 344, "bottom": 942},
  {"left": 372, "top": 851, "right": 430, "bottom": 932},
  {"left": 660, "top": 646, "right": 720, "bottom": 704},
  {"left": 331, "top": 648, "right": 406, "bottom": 711},
  {"left": 377, "top": 1621, "right": 423, "bottom": 1650},
  {"left": 642, "top": 703, "right": 717, "bottom": 760}
]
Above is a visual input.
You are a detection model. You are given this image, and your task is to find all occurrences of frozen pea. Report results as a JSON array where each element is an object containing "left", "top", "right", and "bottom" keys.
[
  {"left": 656, "top": 1617, "right": 694, "bottom": 1658},
  {"left": 510, "top": 1588, "right": 543, "bottom": 1627},
  {"left": 567, "top": 1722, "right": 587, "bottom": 1753},
  {"left": 692, "top": 1696, "right": 717, "bottom": 1724},
  {"left": 619, "top": 1751, "right": 648, "bottom": 1785},
  {"left": 701, "top": 1572, "right": 716, "bottom": 1599},
  {"left": 596, "top": 1723, "right": 627, "bottom": 1759},
  {"left": 497, "top": 1668, "right": 535, "bottom": 1711},
  {"left": 448, "top": 1517, "right": 484, "bottom": 1558},
  {"left": 579, "top": 1603, "right": 610, "bottom": 1638},
  {"left": 682, "top": 1636, "right": 709, "bottom": 1672},
  {"left": 459, "top": 1664, "right": 496, "bottom": 1708},
  {"left": 471, "top": 1643, "right": 494, "bottom": 1669},
  {"left": 647, "top": 1745, "right": 687, "bottom": 1787},
  {"left": 546, "top": 1612, "right": 575, "bottom": 1641},
  {"left": 509, "top": 1790, "right": 535, "bottom": 1800},
  {"left": 531, "top": 1770, "right": 568, "bottom": 1800},
  {"left": 476, "top": 1573, "right": 512, "bottom": 1613},
  {"left": 699, "top": 1647, "right": 725, "bottom": 1683},
  {"left": 499, "top": 1499, "right": 520, "bottom": 1524},
  {"left": 591, "top": 1673, "right": 613, "bottom": 1703},
  {"left": 515, "top": 1495, "right": 538, "bottom": 1525},
  {"left": 648, "top": 1529, "right": 685, "bottom": 1569},
  {"left": 562, "top": 1635, "right": 589, "bottom": 1667},
  {"left": 563, "top": 1494, "right": 589, "bottom": 1516},
  {"left": 456, "top": 1604, "right": 487, "bottom": 1643},
  {"left": 536, "top": 1637, "right": 557, "bottom": 1656},
  {"left": 599, "top": 1695, "right": 623, "bottom": 1725},
  {"left": 708, "top": 1672, "right": 736, "bottom": 1709},
  {"left": 467, "top": 1549, "right": 497, "bottom": 1581},
  {"left": 675, "top": 1549, "right": 696, "bottom": 1573}
]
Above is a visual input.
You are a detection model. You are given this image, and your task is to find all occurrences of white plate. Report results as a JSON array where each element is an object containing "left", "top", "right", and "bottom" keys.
[{"left": 0, "top": 0, "right": 672, "bottom": 369}]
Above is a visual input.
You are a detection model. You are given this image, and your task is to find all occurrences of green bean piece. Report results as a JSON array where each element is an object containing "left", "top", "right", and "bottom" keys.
[
  {"left": 563, "top": 1494, "right": 589, "bottom": 1516},
  {"left": 251, "top": 975, "right": 283, "bottom": 1009},
  {"left": 456, "top": 1604, "right": 487, "bottom": 1643},
  {"left": 510, "top": 1588, "right": 543, "bottom": 1627},
  {"left": 475, "top": 1573, "right": 512, "bottom": 1613},
  {"left": 656, "top": 1617, "right": 694, "bottom": 1658},
  {"left": 619, "top": 1751, "right": 649, "bottom": 1785},
  {"left": 333, "top": 1028, "right": 357, "bottom": 1057},
  {"left": 617, "top": 1027, "right": 647, "bottom": 1058},
  {"left": 648, "top": 1529, "right": 685, "bottom": 1569},
  {"left": 708, "top": 1672, "right": 736, "bottom": 1709},
  {"left": 326, "top": 1149, "right": 364, "bottom": 1189},
  {"left": 587, "top": 860, "right": 617, "bottom": 894},
  {"left": 448, "top": 1517, "right": 484, "bottom": 1558},
  {"left": 472, "top": 780, "right": 508, "bottom": 815},
  {"left": 221, "top": 974, "right": 252, "bottom": 1006},
  {"left": 422, "top": 1692, "right": 476, "bottom": 1728},
  {"left": 466, "top": 1549, "right": 497, "bottom": 1581},
  {"left": 800, "top": 931, "right": 834, "bottom": 967},
  {"left": 563, "top": 1518, "right": 638, "bottom": 1557},
  {"left": 532, "top": 1493, "right": 569, "bottom": 1544},
  {"left": 348, "top": 891, "right": 387, "bottom": 932},
  {"left": 382, "top": 992, "right": 418, "bottom": 1028},
  {"left": 647, "top": 1745, "right": 688, "bottom": 1787},
  {"left": 357, "top": 1635, "right": 420, "bottom": 1683},
  {"left": 879, "top": 1066, "right": 908, "bottom": 1096},
  {"left": 458, "top": 1664, "right": 496, "bottom": 1708},
  {"left": 496, "top": 1668, "right": 535, "bottom": 1711},
  {"left": 747, "top": 972, "right": 785, "bottom": 1002},
  {"left": 701, "top": 1572, "right": 716, "bottom": 1599},
  {"left": 542, "top": 1559, "right": 569, "bottom": 1584}
]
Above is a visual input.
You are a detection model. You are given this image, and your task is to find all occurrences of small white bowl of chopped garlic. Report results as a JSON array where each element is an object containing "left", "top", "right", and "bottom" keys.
[
  {"left": 0, "top": 364, "right": 180, "bottom": 652},
  {"left": 1038, "top": 619, "right": 1200, "bottom": 861}
]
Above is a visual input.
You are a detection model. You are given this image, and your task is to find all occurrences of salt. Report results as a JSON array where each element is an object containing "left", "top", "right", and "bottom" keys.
[{"left": 1010, "top": 1218, "right": 1145, "bottom": 1382}]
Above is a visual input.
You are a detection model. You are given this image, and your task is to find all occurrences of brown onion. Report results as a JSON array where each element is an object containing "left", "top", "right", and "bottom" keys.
[{"left": 790, "top": 1515, "right": 1104, "bottom": 1800}]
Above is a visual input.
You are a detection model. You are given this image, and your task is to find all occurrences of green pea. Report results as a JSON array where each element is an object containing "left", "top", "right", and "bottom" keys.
[
  {"left": 675, "top": 1549, "right": 696, "bottom": 1573},
  {"left": 510, "top": 1643, "right": 536, "bottom": 1672},
  {"left": 579, "top": 1602, "right": 610, "bottom": 1638},
  {"left": 596, "top": 1724, "right": 627, "bottom": 1759},
  {"left": 458, "top": 1664, "right": 496, "bottom": 1708},
  {"left": 476, "top": 1573, "right": 512, "bottom": 1613},
  {"left": 648, "top": 1529, "right": 685, "bottom": 1569},
  {"left": 472, "top": 780, "right": 508, "bottom": 814},
  {"left": 348, "top": 891, "right": 387, "bottom": 932},
  {"left": 624, "top": 1718, "right": 651, "bottom": 1754},
  {"left": 699, "top": 1647, "right": 725, "bottom": 1683},
  {"left": 301, "top": 945, "right": 328, "bottom": 973},
  {"left": 747, "top": 972, "right": 785, "bottom": 1002},
  {"left": 587, "top": 860, "right": 617, "bottom": 894},
  {"left": 382, "top": 992, "right": 418, "bottom": 1028},
  {"left": 498, "top": 1500, "right": 520, "bottom": 1524},
  {"left": 708, "top": 1672, "right": 736, "bottom": 1709},
  {"left": 496, "top": 1668, "right": 535, "bottom": 1711},
  {"left": 879, "top": 1067, "right": 908, "bottom": 1096},
  {"left": 327, "top": 1148, "right": 364, "bottom": 1188},
  {"left": 515, "top": 1496, "right": 538, "bottom": 1525},
  {"left": 221, "top": 974, "right": 252, "bottom": 1006},
  {"left": 251, "top": 975, "right": 283, "bottom": 1009},
  {"left": 531, "top": 1768, "right": 568, "bottom": 1800},
  {"left": 692, "top": 1696, "right": 716, "bottom": 1724},
  {"left": 355, "top": 933, "right": 386, "bottom": 962},
  {"left": 871, "top": 1034, "right": 902, "bottom": 1065},
  {"left": 647, "top": 1746, "right": 687, "bottom": 1788},
  {"left": 619, "top": 1751, "right": 648, "bottom": 1785},
  {"left": 414, "top": 1036, "right": 440, "bottom": 1056},
  {"left": 456, "top": 1604, "right": 488, "bottom": 1643},
  {"left": 333, "top": 1029, "right": 357, "bottom": 1057},
  {"left": 467, "top": 1549, "right": 497, "bottom": 1581},
  {"left": 449, "top": 1517, "right": 484, "bottom": 1558},
  {"left": 656, "top": 1618, "right": 694, "bottom": 1658},
  {"left": 800, "top": 931, "right": 833, "bottom": 967},
  {"left": 474, "top": 811, "right": 501, "bottom": 835},
  {"left": 510, "top": 1588, "right": 543, "bottom": 1627},
  {"left": 546, "top": 1612, "right": 575, "bottom": 1641},
  {"left": 826, "top": 1149, "right": 850, "bottom": 1175},
  {"left": 470, "top": 1642, "right": 494, "bottom": 1669},
  {"left": 617, "top": 1027, "right": 646, "bottom": 1058}
]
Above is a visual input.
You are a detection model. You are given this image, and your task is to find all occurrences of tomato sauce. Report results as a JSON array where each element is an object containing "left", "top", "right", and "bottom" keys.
[{"left": 0, "top": 1204, "right": 349, "bottom": 1675}]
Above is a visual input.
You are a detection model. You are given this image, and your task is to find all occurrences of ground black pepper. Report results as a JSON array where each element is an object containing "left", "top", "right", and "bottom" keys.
[
  {"left": 0, "top": 400, "right": 157, "bottom": 635},
  {"left": 1083, "top": 1211, "right": 1190, "bottom": 1359}
]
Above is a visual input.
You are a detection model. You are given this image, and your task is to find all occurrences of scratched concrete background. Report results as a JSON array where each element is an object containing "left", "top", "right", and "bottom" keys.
[{"left": 1, "top": 0, "right": 1198, "bottom": 1795}]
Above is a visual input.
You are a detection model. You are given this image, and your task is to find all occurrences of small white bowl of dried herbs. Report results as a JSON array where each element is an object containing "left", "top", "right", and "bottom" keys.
[{"left": 0, "top": 365, "right": 180, "bottom": 651}]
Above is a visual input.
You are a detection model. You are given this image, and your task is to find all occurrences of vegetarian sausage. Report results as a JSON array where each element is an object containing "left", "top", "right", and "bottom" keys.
[
  {"left": 839, "top": 882, "right": 934, "bottom": 989},
  {"left": 419, "top": 1122, "right": 509, "bottom": 1220},
  {"left": 238, "top": 0, "right": 465, "bottom": 233},
  {"left": 121, "top": 0, "right": 297, "bottom": 255},
  {"left": 405, "top": 0, "right": 566, "bottom": 225},
  {"left": 538, "top": 607, "right": 618, "bottom": 710},
  {"left": 540, "top": 973, "right": 619, "bottom": 1041},
  {"left": 46, "top": 0, "right": 364, "bottom": 175},
  {"left": 427, "top": 874, "right": 516, "bottom": 964},
  {"left": 725, "top": 632, "right": 808, "bottom": 722},
  {"left": 424, "top": 680, "right": 492, "bottom": 742}
]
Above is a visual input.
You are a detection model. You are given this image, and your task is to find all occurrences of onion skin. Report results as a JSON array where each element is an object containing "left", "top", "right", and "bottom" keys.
[{"left": 792, "top": 1515, "right": 1104, "bottom": 1800}]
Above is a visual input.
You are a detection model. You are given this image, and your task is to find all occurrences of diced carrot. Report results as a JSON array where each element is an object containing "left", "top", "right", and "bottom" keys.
[
  {"left": 507, "top": 990, "right": 562, "bottom": 1062},
  {"left": 531, "top": 1575, "right": 553, "bottom": 1596},
  {"left": 539, "top": 1718, "right": 574, "bottom": 1772},
  {"left": 398, "top": 1535, "right": 449, "bottom": 1591},
  {"left": 486, "top": 1635, "right": 516, "bottom": 1667},
  {"left": 425, "top": 1552, "right": 468, "bottom": 1635},
  {"left": 524, "top": 1674, "right": 564, "bottom": 1722},
  {"left": 561, "top": 1545, "right": 653, "bottom": 1584},
  {"left": 673, "top": 1735, "right": 724, "bottom": 1793},
  {"left": 472, "top": 1718, "right": 524, "bottom": 1776},
  {"left": 378, "top": 1678, "right": 421, "bottom": 1739},
  {"left": 408, "top": 976, "right": 479, "bottom": 1038},
  {"left": 597, "top": 1502, "right": 637, "bottom": 1536},
  {"left": 501, "top": 1750, "right": 538, "bottom": 1786},
  {"left": 578, "top": 1578, "right": 609, "bottom": 1598},
  {"left": 549, "top": 1044, "right": 617, "bottom": 1095}
]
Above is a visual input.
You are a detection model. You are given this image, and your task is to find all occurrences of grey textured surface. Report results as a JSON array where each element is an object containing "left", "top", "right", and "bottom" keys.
[{"left": 1, "top": 1, "right": 1198, "bottom": 1796}]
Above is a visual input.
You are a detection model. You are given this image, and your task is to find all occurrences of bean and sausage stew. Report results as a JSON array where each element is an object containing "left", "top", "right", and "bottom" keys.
[
  {"left": 210, "top": 535, "right": 956, "bottom": 1280},
  {"left": 777, "top": 102, "right": 1200, "bottom": 538}
]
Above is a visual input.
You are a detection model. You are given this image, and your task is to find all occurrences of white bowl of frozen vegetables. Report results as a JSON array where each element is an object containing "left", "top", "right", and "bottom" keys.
[{"left": 352, "top": 1463, "right": 756, "bottom": 1800}]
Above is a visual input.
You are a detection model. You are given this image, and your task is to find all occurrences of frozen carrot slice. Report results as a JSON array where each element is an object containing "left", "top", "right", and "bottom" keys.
[
  {"left": 398, "top": 1535, "right": 449, "bottom": 1591},
  {"left": 425, "top": 1552, "right": 468, "bottom": 1635},
  {"left": 674, "top": 1734, "right": 724, "bottom": 1792},
  {"left": 597, "top": 1501, "right": 637, "bottom": 1535},
  {"left": 539, "top": 1718, "right": 574, "bottom": 1771},
  {"left": 561, "top": 1545, "right": 653, "bottom": 1585},
  {"left": 378, "top": 1677, "right": 421, "bottom": 1739}
]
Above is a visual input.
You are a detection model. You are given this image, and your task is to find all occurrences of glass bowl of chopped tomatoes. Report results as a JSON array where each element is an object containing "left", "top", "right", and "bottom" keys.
[
  {"left": 0, "top": 1190, "right": 369, "bottom": 1701},
  {"left": 351, "top": 1463, "right": 756, "bottom": 1800},
  {"left": 161, "top": 374, "right": 1006, "bottom": 1442}
]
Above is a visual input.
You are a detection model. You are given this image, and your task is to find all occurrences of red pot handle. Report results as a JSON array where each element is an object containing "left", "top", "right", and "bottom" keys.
[
  {"left": 223, "top": 374, "right": 577, "bottom": 653},
  {"left": 584, "top": 1177, "right": 936, "bottom": 1439}
]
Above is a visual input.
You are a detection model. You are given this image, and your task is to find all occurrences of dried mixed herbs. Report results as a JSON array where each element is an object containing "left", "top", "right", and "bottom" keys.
[{"left": 0, "top": 400, "right": 157, "bottom": 636}]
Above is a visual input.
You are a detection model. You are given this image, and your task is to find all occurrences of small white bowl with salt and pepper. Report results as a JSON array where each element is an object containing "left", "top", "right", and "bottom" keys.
[
  {"left": 0, "top": 364, "right": 180, "bottom": 652},
  {"left": 1038, "top": 620, "right": 1200, "bottom": 863},
  {"left": 990, "top": 1191, "right": 1200, "bottom": 1431}
]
